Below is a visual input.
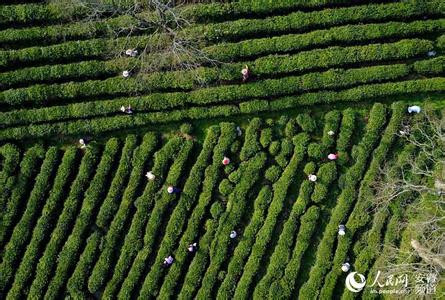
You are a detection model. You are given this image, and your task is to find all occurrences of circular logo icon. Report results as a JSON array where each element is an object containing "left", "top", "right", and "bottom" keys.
[{"left": 345, "top": 272, "right": 366, "bottom": 293}]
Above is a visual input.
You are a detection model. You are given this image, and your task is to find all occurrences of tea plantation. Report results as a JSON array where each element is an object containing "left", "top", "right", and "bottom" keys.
[{"left": 0, "top": 0, "right": 444, "bottom": 299}]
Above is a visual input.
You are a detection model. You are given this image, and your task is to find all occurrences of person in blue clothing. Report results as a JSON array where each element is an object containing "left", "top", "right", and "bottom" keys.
[
  {"left": 162, "top": 255, "right": 174, "bottom": 268},
  {"left": 188, "top": 243, "right": 197, "bottom": 253}
]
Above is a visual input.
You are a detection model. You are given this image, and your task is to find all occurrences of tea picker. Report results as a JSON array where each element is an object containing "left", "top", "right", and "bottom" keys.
[
  {"left": 167, "top": 185, "right": 181, "bottom": 194},
  {"left": 78, "top": 139, "right": 87, "bottom": 149},
  {"left": 236, "top": 126, "right": 242, "bottom": 136},
  {"left": 399, "top": 125, "right": 410, "bottom": 136},
  {"left": 328, "top": 153, "right": 338, "bottom": 161},
  {"left": 427, "top": 50, "right": 436, "bottom": 57},
  {"left": 125, "top": 105, "right": 133, "bottom": 114},
  {"left": 308, "top": 174, "right": 317, "bottom": 182},
  {"left": 120, "top": 105, "right": 133, "bottom": 114},
  {"left": 241, "top": 65, "right": 250, "bottom": 82},
  {"left": 125, "top": 49, "right": 138, "bottom": 57},
  {"left": 407, "top": 106, "right": 421, "bottom": 114},
  {"left": 341, "top": 262, "right": 351, "bottom": 272},
  {"left": 187, "top": 243, "right": 197, "bottom": 253},
  {"left": 222, "top": 156, "right": 231, "bottom": 166},
  {"left": 145, "top": 171, "right": 156, "bottom": 180},
  {"left": 338, "top": 224, "right": 346, "bottom": 236},
  {"left": 162, "top": 255, "right": 174, "bottom": 268}
]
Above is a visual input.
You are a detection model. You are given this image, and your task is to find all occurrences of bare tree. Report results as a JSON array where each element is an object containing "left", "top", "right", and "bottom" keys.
[
  {"left": 126, "top": 0, "right": 219, "bottom": 78},
  {"left": 49, "top": 0, "right": 219, "bottom": 83},
  {"left": 371, "top": 107, "right": 445, "bottom": 294}
]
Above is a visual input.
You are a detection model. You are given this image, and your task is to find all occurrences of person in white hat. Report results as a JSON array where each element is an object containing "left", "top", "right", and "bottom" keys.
[
  {"left": 338, "top": 224, "right": 346, "bottom": 236},
  {"left": 236, "top": 126, "right": 242, "bottom": 136},
  {"left": 308, "top": 174, "right": 317, "bottom": 182},
  {"left": 230, "top": 230, "right": 237, "bottom": 239},
  {"left": 341, "top": 262, "right": 351, "bottom": 272},
  {"left": 122, "top": 70, "right": 130, "bottom": 78},
  {"left": 167, "top": 186, "right": 174, "bottom": 194},
  {"left": 167, "top": 186, "right": 181, "bottom": 194},
  {"left": 125, "top": 49, "right": 138, "bottom": 57},
  {"left": 241, "top": 65, "right": 250, "bottom": 82},
  {"left": 120, "top": 105, "right": 126, "bottom": 113},
  {"left": 79, "top": 139, "right": 87, "bottom": 149},
  {"left": 145, "top": 171, "right": 155, "bottom": 180},
  {"left": 328, "top": 130, "right": 335, "bottom": 136},
  {"left": 399, "top": 125, "right": 410, "bottom": 136},
  {"left": 187, "top": 242, "right": 197, "bottom": 253},
  {"left": 407, "top": 106, "right": 421, "bottom": 114}
]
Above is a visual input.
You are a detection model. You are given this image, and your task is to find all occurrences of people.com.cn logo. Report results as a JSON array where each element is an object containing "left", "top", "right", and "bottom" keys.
[{"left": 345, "top": 272, "right": 367, "bottom": 293}]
